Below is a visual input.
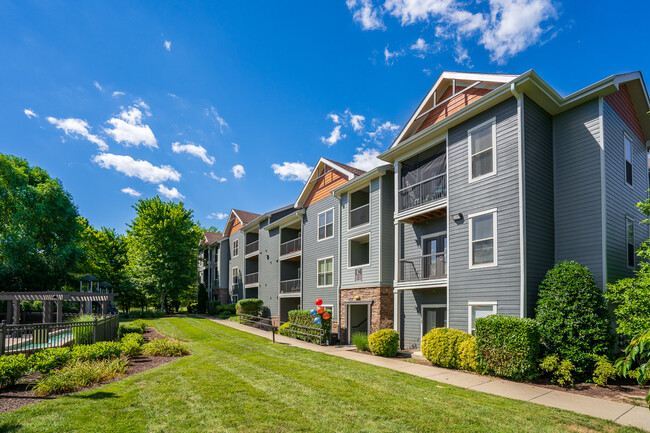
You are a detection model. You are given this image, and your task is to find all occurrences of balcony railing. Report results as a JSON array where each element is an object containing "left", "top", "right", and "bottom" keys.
[
  {"left": 280, "top": 237, "right": 301, "bottom": 256},
  {"left": 245, "top": 240, "right": 259, "bottom": 255},
  {"left": 280, "top": 278, "right": 301, "bottom": 294},
  {"left": 244, "top": 272, "right": 259, "bottom": 285},
  {"left": 398, "top": 173, "right": 446, "bottom": 212},
  {"left": 349, "top": 203, "right": 370, "bottom": 228},
  {"left": 399, "top": 252, "right": 447, "bottom": 282}
]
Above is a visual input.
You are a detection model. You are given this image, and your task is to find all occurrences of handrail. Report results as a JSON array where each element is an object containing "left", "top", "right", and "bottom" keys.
[
  {"left": 280, "top": 237, "right": 301, "bottom": 256},
  {"left": 245, "top": 240, "right": 259, "bottom": 255},
  {"left": 349, "top": 203, "right": 370, "bottom": 228},
  {"left": 398, "top": 174, "right": 447, "bottom": 212},
  {"left": 280, "top": 278, "right": 301, "bottom": 294},
  {"left": 398, "top": 172, "right": 446, "bottom": 193},
  {"left": 244, "top": 272, "right": 259, "bottom": 285},
  {"left": 399, "top": 252, "right": 447, "bottom": 282}
]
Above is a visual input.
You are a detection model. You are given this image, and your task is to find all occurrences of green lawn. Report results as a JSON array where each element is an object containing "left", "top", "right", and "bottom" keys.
[{"left": 0, "top": 317, "right": 641, "bottom": 432}]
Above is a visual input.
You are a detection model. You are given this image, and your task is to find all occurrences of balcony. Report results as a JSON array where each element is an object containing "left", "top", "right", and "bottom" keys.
[
  {"left": 280, "top": 278, "right": 301, "bottom": 295},
  {"left": 349, "top": 203, "right": 370, "bottom": 228},
  {"left": 280, "top": 237, "right": 301, "bottom": 257},
  {"left": 245, "top": 240, "right": 259, "bottom": 256},
  {"left": 399, "top": 252, "right": 447, "bottom": 282},
  {"left": 398, "top": 173, "right": 446, "bottom": 212},
  {"left": 244, "top": 272, "right": 258, "bottom": 286}
]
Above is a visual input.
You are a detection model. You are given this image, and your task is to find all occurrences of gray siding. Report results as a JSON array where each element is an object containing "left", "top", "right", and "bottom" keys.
[
  {"left": 448, "top": 97, "right": 521, "bottom": 332},
  {"left": 258, "top": 218, "right": 281, "bottom": 316},
  {"left": 380, "top": 174, "right": 395, "bottom": 284},
  {"left": 523, "top": 96, "right": 555, "bottom": 316},
  {"left": 400, "top": 217, "right": 446, "bottom": 260},
  {"left": 302, "top": 195, "right": 340, "bottom": 320},
  {"left": 553, "top": 99, "right": 604, "bottom": 287},
  {"left": 218, "top": 240, "right": 230, "bottom": 289},
  {"left": 228, "top": 230, "right": 246, "bottom": 301},
  {"left": 400, "top": 288, "right": 446, "bottom": 349},
  {"left": 603, "top": 100, "right": 648, "bottom": 283}
]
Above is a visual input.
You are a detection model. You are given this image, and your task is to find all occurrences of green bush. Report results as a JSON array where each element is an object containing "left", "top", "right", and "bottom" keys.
[
  {"left": 235, "top": 298, "right": 264, "bottom": 316},
  {"left": 368, "top": 329, "right": 399, "bottom": 357},
  {"left": 421, "top": 328, "right": 472, "bottom": 369},
  {"left": 207, "top": 300, "right": 221, "bottom": 316},
  {"left": 72, "top": 314, "right": 96, "bottom": 345},
  {"left": 215, "top": 304, "right": 236, "bottom": 318},
  {"left": 128, "top": 310, "right": 143, "bottom": 318},
  {"left": 283, "top": 309, "right": 331, "bottom": 344},
  {"left": 33, "top": 357, "right": 128, "bottom": 396},
  {"left": 117, "top": 319, "right": 147, "bottom": 339},
  {"left": 187, "top": 303, "right": 198, "bottom": 314},
  {"left": 475, "top": 315, "right": 540, "bottom": 380},
  {"left": 0, "top": 354, "right": 29, "bottom": 388},
  {"left": 142, "top": 338, "right": 189, "bottom": 357},
  {"left": 28, "top": 348, "right": 72, "bottom": 375},
  {"left": 120, "top": 333, "right": 146, "bottom": 358},
  {"left": 70, "top": 341, "right": 123, "bottom": 362},
  {"left": 616, "top": 328, "right": 650, "bottom": 391},
  {"left": 592, "top": 355, "right": 616, "bottom": 387},
  {"left": 605, "top": 272, "right": 650, "bottom": 337},
  {"left": 351, "top": 332, "right": 369, "bottom": 352},
  {"left": 459, "top": 337, "right": 478, "bottom": 372},
  {"left": 540, "top": 355, "right": 575, "bottom": 387},
  {"left": 152, "top": 310, "right": 164, "bottom": 318},
  {"left": 536, "top": 261, "right": 612, "bottom": 379},
  {"left": 197, "top": 284, "right": 207, "bottom": 314},
  {"left": 277, "top": 322, "right": 292, "bottom": 337}
]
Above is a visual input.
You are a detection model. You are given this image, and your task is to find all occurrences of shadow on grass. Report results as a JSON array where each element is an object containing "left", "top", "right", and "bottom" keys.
[
  {"left": 68, "top": 391, "right": 117, "bottom": 400},
  {"left": 0, "top": 423, "right": 23, "bottom": 433}
]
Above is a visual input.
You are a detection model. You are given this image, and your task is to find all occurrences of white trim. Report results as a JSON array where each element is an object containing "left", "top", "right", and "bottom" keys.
[
  {"left": 232, "top": 239, "right": 239, "bottom": 257},
  {"left": 316, "top": 256, "right": 334, "bottom": 288},
  {"left": 511, "top": 84, "right": 526, "bottom": 319},
  {"left": 467, "top": 301, "right": 498, "bottom": 334},
  {"left": 347, "top": 190, "right": 371, "bottom": 232},
  {"left": 294, "top": 158, "right": 356, "bottom": 208},
  {"left": 445, "top": 130, "right": 450, "bottom": 327},
  {"left": 346, "top": 302, "right": 371, "bottom": 344},
  {"left": 347, "top": 232, "right": 371, "bottom": 269},
  {"left": 468, "top": 118, "right": 497, "bottom": 183},
  {"left": 393, "top": 289, "right": 400, "bottom": 333},
  {"left": 420, "top": 303, "right": 447, "bottom": 338},
  {"left": 317, "top": 207, "right": 335, "bottom": 242},
  {"left": 624, "top": 132, "right": 634, "bottom": 189},
  {"left": 599, "top": 97, "right": 607, "bottom": 287},
  {"left": 468, "top": 208, "right": 498, "bottom": 269}
]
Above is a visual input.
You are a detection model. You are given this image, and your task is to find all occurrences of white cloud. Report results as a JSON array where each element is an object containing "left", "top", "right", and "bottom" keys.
[
  {"left": 232, "top": 164, "right": 245, "bottom": 179},
  {"left": 171, "top": 141, "right": 215, "bottom": 165},
  {"left": 164, "top": 40, "right": 172, "bottom": 51},
  {"left": 121, "top": 187, "right": 141, "bottom": 197},
  {"left": 347, "top": 0, "right": 385, "bottom": 30},
  {"left": 271, "top": 161, "right": 313, "bottom": 182},
  {"left": 205, "top": 106, "right": 229, "bottom": 133},
  {"left": 349, "top": 148, "right": 385, "bottom": 171},
  {"left": 47, "top": 117, "right": 108, "bottom": 151},
  {"left": 206, "top": 171, "right": 227, "bottom": 182},
  {"left": 320, "top": 125, "right": 345, "bottom": 147},
  {"left": 411, "top": 37, "right": 428, "bottom": 51},
  {"left": 423, "top": 68, "right": 432, "bottom": 76},
  {"left": 345, "top": 109, "right": 366, "bottom": 132},
  {"left": 157, "top": 184, "right": 184, "bottom": 200},
  {"left": 207, "top": 212, "right": 228, "bottom": 220},
  {"left": 24, "top": 109, "right": 37, "bottom": 119},
  {"left": 93, "top": 81, "right": 103, "bottom": 92},
  {"left": 367, "top": 120, "right": 400, "bottom": 143},
  {"left": 232, "top": 142, "right": 239, "bottom": 153},
  {"left": 327, "top": 113, "right": 341, "bottom": 124},
  {"left": 112, "top": 91, "right": 125, "bottom": 97},
  {"left": 93, "top": 153, "right": 181, "bottom": 183},
  {"left": 454, "top": 45, "right": 471, "bottom": 66},
  {"left": 384, "top": 45, "right": 403, "bottom": 64},
  {"left": 104, "top": 101, "right": 157, "bottom": 148}
]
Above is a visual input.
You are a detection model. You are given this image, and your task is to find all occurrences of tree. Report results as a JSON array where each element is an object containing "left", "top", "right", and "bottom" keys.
[
  {"left": 126, "top": 197, "right": 202, "bottom": 312},
  {"left": 0, "top": 154, "right": 82, "bottom": 290},
  {"left": 197, "top": 283, "right": 207, "bottom": 314}
]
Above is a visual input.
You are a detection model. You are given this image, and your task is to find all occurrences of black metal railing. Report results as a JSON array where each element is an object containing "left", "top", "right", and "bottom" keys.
[
  {"left": 234, "top": 314, "right": 329, "bottom": 345},
  {"left": 280, "top": 238, "right": 301, "bottom": 256},
  {"left": 350, "top": 203, "right": 370, "bottom": 228},
  {"left": 399, "top": 173, "right": 446, "bottom": 212},
  {"left": 399, "top": 252, "right": 447, "bottom": 282},
  {"left": 280, "top": 279, "right": 301, "bottom": 294},
  {"left": 244, "top": 272, "right": 259, "bottom": 285},
  {"left": 245, "top": 240, "right": 259, "bottom": 255}
]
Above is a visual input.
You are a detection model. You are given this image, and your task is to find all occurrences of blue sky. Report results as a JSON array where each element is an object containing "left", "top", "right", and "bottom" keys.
[{"left": 1, "top": 1, "right": 648, "bottom": 232}]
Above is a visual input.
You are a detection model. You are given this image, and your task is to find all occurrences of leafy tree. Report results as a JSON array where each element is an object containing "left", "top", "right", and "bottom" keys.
[
  {"left": 197, "top": 283, "right": 207, "bottom": 314},
  {"left": 126, "top": 197, "right": 202, "bottom": 312},
  {"left": 0, "top": 154, "right": 82, "bottom": 290},
  {"left": 202, "top": 225, "right": 222, "bottom": 234}
]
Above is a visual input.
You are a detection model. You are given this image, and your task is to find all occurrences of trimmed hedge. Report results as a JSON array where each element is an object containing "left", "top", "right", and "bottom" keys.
[
  {"left": 421, "top": 328, "right": 472, "bottom": 369},
  {"left": 368, "top": 329, "right": 399, "bottom": 357},
  {"left": 70, "top": 341, "right": 123, "bottom": 362},
  {"left": 118, "top": 319, "right": 147, "bottom": 339},
  {"left": 28, "top": 347, "right": 72, "bottom": 375},
  {"left": 142, "top": 338, "right": 189, "bottom": 357},
  {"left": 459, "top": 337, "right": 478, "bottom": 372},
  {"left": 236, "top": 298, "right": 264, "bottom": 316},
  {"left": 475, "top": 315, "right": 540, "bottom": 380},
  {"left": 278, "top": 310, "right": 331, "bottom": 344},
  {"left": 0, "top": 354, "right": 29, "bottom": 388}
]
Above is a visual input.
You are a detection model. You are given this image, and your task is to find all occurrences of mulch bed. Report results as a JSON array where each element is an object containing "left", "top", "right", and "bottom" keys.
[{"left": 0, "top": 327, "right": 184, "bottom": 413}]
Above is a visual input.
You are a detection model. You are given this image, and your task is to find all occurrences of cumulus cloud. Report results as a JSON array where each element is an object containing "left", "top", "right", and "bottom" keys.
[
  {"left": 206, "top": 171, "right": 227, "bottom": 182},
  {"left": 345, "top": 109, "right": 366, "bottom": 133},
  {"left": 164, "top": 40, "right": 172, "bottom": 51},
  {"left": 93, "top": 153, "right": 181, "bottom": 183},
  {"left": 327, "top": 113, "right": 341, "bottom": 124},
  {"left": 104, "top": 101, "right": 157, "bottom": 148},
  {"left": 171, "top": 141, "right": 215, "bottom": 165},
  {"left": 205, "top": 106, "right": 228, "bottom": 133},
  {"left": 321, "top": 125, "right": 345, "bottom": 147},
  {"left": 112, "top": 91, "right": 125, "bottom": 97},
  {"left": 93, "top": 81, "right": 103, "bottom": 92},
  {"left": 232, "top": 142, "right": 239, "bottom": 153},
  {"left": 47, "top": 117, "right": 108, "bottom": 151},
  {"left": 207, "top": 212, "right": 228, "bottom": 220},
  {"left": 367, "top": 120, "right": 400, "bottom": 143},
  {"left": 349, "top": 148, "right": 385, "bottom": 171},
  {"left": 158, "top": 184, "right": 184, "bottom": 200},
  {"left": 24, "top": 109, "right": 37, "bottom": 119},
  {"left": 232, "top": 164, "right": 245, "bottom": 179},
  {"left": 121, "top": 187, "right": 141, "bottom": 197},
  {"left": 271, "top": 161, "right": 313, "bottom": 182},
  {"left": 346, "top": 0, "right": 385, "bottom": 30},
  {"left": 383, "top": 45, "right": 403, "bottom": 65}
]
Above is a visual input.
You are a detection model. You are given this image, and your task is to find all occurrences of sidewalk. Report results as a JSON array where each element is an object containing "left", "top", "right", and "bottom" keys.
[{"left": 213, "top": 318, "right": 650, "bottom": 432}]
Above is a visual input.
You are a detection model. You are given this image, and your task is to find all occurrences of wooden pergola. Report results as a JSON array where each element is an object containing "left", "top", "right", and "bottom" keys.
[{"left": 0, "top": 291, "right": 115, "bottom": 324}]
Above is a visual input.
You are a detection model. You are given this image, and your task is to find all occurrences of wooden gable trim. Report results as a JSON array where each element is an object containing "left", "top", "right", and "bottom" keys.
[
  {"left": 224, "top": 211, "right": 243, "bottom": 237},
  {"left": 415, "top": 85, "right": 492, "bottom": 134},
  {"left": 304, "top": 168, "right": 348, "bottom": 207},
  {"left": 604, "top": 83, "right": 645, "bottom": 142}
]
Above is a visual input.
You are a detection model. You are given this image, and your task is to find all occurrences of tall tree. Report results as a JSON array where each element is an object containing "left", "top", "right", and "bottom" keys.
[
  {"left": 126, "top": 197, "right": 201, "bottom": 311},
  {"left": 0, "top": 154, "right": 82, "bottom": 290}
]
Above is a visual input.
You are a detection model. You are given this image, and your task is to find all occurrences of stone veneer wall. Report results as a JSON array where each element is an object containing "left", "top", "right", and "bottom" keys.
[{"left": 339, "top": 286, "right": 394, "bottom": 343}]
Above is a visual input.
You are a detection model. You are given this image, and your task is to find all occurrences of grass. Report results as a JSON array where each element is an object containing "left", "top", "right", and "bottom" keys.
[{"left": 0, "top": 317, "right": 642, "bottom": 432}]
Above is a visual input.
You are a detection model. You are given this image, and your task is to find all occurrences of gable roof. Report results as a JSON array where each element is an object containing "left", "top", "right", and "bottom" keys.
[
  {"left": 199, "top": 231, "right": 223, "bottom": 246},
  {"left": 321, "top": 158, "right": 366, "bottom": 176},
  {"left": 223, "top": 208, "right": 262, "bottom": 236},
  {"left": 294, "top": 157, "right": 365, "bottom": 208}
]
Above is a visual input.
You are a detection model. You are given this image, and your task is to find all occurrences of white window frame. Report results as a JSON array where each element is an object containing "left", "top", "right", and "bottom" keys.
[
  {"left": 626, "top": 216, "right": 635, "bottom": 269},
  {"left": 232, "top": 267, "right": 239, "bottom": 285},
  {"left": 468, "top": 208, "right": 498, "bottom": 268},
  {"left": 420, "top": 303, "right": 447, "bottom": 338},
  {"left": 624, "top": 133, "right": 633, "bottom": 188},
  {"left": 347, "top": 232, "right": 371, "bottom": 269},
  {"left": 467, "top": 118, "right": 497, "bottom": 183},
  {"left": 347, "top": 188, "right": 371, "bottom": 231},
  {"left": 468, "top": 301, "right": 497, "bottom": 334},
  {"left": 317, "top": 208, "right": 335, "bottom": 241},
  {"left": 232, "top": 239, "right": 239, "bottom": 257},
  {"left": 317, "top": 256, "right": 334, "bottom": 288}
]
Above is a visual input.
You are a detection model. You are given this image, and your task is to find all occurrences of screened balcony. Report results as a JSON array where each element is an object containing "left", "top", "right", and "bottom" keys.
[{"left": 399, "top": 144, "right": 446, "bottom": 212}]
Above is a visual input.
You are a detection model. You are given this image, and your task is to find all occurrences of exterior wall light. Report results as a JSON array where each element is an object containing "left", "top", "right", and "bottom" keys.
[{"left": 452, "top": 213, "right": 463, "bottom": 222}]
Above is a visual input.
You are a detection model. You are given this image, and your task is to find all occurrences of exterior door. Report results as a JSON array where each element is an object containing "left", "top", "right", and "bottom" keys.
[
  {"left": 422, "top": 307, "right": 446, "bottom": 336},
  {"left": 423, "top": 235, "right": 447, "bottom": 279}
]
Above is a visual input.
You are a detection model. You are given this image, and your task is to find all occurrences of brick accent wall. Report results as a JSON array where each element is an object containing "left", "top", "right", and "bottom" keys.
[
  {"left": 215, "top": 287, "right": 229, "bottom": 305},
  {"left": 339, "top": 286, "right": 394, "bottom": 343}
]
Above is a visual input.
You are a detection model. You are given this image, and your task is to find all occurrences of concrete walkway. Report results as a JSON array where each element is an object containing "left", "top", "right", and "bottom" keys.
[{"left": 213, "top": 318, "right": 650, "bottom": 431}]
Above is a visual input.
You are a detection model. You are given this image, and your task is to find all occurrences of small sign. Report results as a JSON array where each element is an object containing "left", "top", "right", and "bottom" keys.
[{"left": 355, "top": 268, "right": 363, "bottom": 282}]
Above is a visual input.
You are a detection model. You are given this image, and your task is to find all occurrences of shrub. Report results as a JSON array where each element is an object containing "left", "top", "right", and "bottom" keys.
[
  {"left": 235, "top": 298, "right": 264, "bottom": 316},
  {"left": 368, "top": 329, "right": 399, "bottom": 357},
  {"left": 0, "top": 354, "right": 29, "bottom": 388},
  {"left": 605, "top": 272, "right": 650, "bottom": 337},
  {"left": 459, "top": 337, "right": 478, "bottom": 372},
  {"left": 142, "top": 338, "right": 189, "bottom": 357},
  {"left": 152, "top": 310, "right": 164, "bottom": 318},
  {"left": 277, "top": 322, "right": 292, "bottom": 337},
  {"left": 70, "top": 341, "right": 123, "bottom": 362},
  {"left": 216, "top": 304, "right": 236, "bottom": 318},
  {"left": 207, "top": 300, "right": 221, "bottom": 316},
  {"left": 475, "top": 315, "right": 540, "bottom": 380},
  {"left": 284, "top": 309, "right": 331, "bottom": 344},
  {"left": 540, "top": 355, "right": 575, "bottom": 387},
  {"left": 197, "top": 284, "right": 208, "bottom": 314},
  {"left": 33, "top": 357, "right": 128, "bottom": 396},
  {"left": 592, "top": 355, "right": 616, "bottom": 387},
  {"left": 351, "top": 332, "right": 369, "bottom": 352},
  {"left": 28, "top": 347, "right": 72, "bottom": 375},
  {"left": 118, "top": 319, "right": 147, "bottom": 338},
  {"left": 120, "top": 333, "right": 146, "bottom": 358},
  {"left": 616, "top": 328, "right": 650, "bottom": 389},
  {"left": 536, "top": 261, "right": 612, "bottom": 378},
  {"left": 187, "top": 303, "right": 198, "bottom": 314},
  {"left": 72, "top": 314, "right": 96, "bottom": 345},
  {"left": 421, "top": 328, "right": 472, "bottom": 369},
  {"left": 128, "top": 310, "right": 143, "bottom": 318}
]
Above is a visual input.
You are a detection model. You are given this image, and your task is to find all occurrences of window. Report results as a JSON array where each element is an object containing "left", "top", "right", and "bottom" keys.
[
  {"left": 626, "top": 217, "right": 635, "bottom": 268},
  {"left": 232, "top": 267, "right": 239, "bottom": 285},
  {"left": 233, "top": 239, "right": 239, "bottom": 257},
  {"left": 624, "top": 134, "right": 633, "bottom": 186},
  {"left": 469, "top": 210, "right": 497, "bottom": 267},
  {"left": 317, "top": 257, "right": 333, "bottom": 287},
  {"left": 318, "top": 209, "right": 334, "bottom": 240},
  {"left": 468, "top": 302, "right": 497, "bottom": 334},
  {"left": 349, "top": 234, "right": 370, "bottom": 267},
  {"left": 469, "top": 120, "right": 496, "bottom": 180}
]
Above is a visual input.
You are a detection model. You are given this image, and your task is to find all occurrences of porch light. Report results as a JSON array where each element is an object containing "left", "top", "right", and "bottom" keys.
[{"left": 452, "top": 213, "right": 463, "bottom": 222}]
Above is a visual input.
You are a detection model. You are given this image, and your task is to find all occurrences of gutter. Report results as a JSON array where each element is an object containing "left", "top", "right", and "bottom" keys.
[
  {"left": 264, "top": 209, "right": 305, "bottom": 231},
  {"left": 331, "top": 165, "right": 392, "bottom": 197}
]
